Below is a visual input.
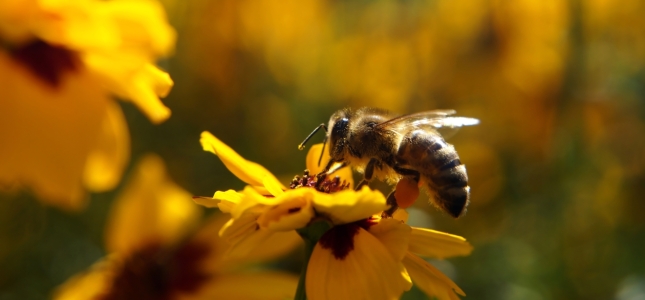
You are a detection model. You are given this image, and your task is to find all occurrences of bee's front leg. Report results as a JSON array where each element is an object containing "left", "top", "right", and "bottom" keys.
[{"left": 316, "top": 160, "right": 348, "bottom": 188}]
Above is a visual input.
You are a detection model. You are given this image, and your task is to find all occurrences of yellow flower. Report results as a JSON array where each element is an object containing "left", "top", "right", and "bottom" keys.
[
  {"left": 396, "top": 210, "right": 473, "bottom": 300},
  {"left": 197, "top": 131, "right": 473, "bottom": 300},
  {"left": 0, "top": 0, "right": 174, "bottom": 209},
  {"left": 54, "top": 154, "right": 300, "bottom": 300}
]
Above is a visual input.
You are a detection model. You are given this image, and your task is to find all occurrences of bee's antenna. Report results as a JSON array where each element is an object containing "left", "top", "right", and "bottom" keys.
[
  {"left": 318, "top": 136, "right": 328, "bottom": 167},
  {"left": 298, "top": 123, "right": 327, "bottom": 150}
]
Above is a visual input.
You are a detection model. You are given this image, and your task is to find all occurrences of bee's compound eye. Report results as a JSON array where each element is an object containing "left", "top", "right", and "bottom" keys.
[{"left": 331, "top": 117, "right": 349, "bottom": 138}]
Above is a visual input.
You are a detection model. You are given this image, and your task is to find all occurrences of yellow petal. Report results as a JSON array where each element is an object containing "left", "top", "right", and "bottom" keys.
[
  {"left": 312, "top": 186, "right": 387, "bottom": 224},
  {"left": 306, "top": 143, "right": 354, "bottom": 188},
  {"left": 219, "top": 214, "right": 290, "bottom": 260},
  {"left": 35, "top": 0, "right": 175, "bottom": 56},
  {"left": 31, "top": 0, "right": 176, "bottom": 124},
  {"left": 120, "top": 64, "right": 173, "bottom": 124},
  {"left": 200, "top": 131, "right": 284, "bottom": 189},
  {"left": 306, "top": 228, "right": 411, "bottom": 300},
  {"left": 403, "top": 253, "right": 465, "bottom": 300},
  {"left": 231, "top": 186, "right": 279, "bottom": 219},
  {"left": 82, "top": 101, "right": 129, "bottom": 192},
  {"left": 306, "top": 143, "right": 330, "bottom": 175},
  {"left": 105, "top": 154, "right": 202, "bottom": 254},
  {"left": 263, "top": 174, "right": 285, "bottom": 197},
  {"left": 84, "top": 59, "right": 173, "bottom": 123},
  {"left": 193, "top": 197, "right": 221, "bottom": 209},
  {"left": 186, "top": 271, "right": 298, "bottom": 300},
  {"left": 235, "top": 230, "right": 301, "bottom": 265},
  {"left": 92, "top": 0, "right": 175, "bottom": 55},
  {"left": 409, "top": 227, "right": 474, "bottom": 259},
  {"left": 256, "top": 188, "right": 315, "bottom": 231},
  {"left": 189, "top": 213, "right": 301, "bottom": 272},
  {"left": 193, "top": 189, "right": 242, "bottom": 212},
  {"left": 214, "top": 189, "right": 243, "bottom": 212},
  {"left": 369, "top": 218, "right": 411, "bottom": 262}
]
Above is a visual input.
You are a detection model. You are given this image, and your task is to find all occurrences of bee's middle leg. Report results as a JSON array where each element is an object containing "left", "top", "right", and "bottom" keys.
[{"left": 355, "top": 158, "right": 380, "bottom": 190}]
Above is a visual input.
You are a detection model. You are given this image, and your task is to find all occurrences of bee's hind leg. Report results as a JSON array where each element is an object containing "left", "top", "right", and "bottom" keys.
[
  {"left": 392, "top": 165, "right": 420, "bottom": 183},
  {"left": 355, "top": 159, "right": 380, "bottom": 190},
  {"left": 382, "top": 191, "right": 399, "bottom": 218},
  {"left": 382, "top": 165, "right": 421, "bottom": 218}
]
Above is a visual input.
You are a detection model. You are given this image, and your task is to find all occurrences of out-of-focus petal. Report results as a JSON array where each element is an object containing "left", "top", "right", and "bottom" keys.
[
  {"left": 120, "top": 65, "right": 173, "bottom": 124},
  {"left": 105, "top": 154, "right": 202, "bottom": 254},
  {"left": 183, "top": 271, "right": 298, "bottom": 300},
  {"left": 200, "top": 131, "right": 284, "bottom": 189},
  {"left": 312, "top": 186, "right": 387, "bottom": 225},
  {"left": 84, "top": 56, "right": 173, "bottom": 123},
  {"left": 0, "top": 51, "right": 109, "bottom": 210},
  {"left": 82, "top": 101, "right": 129, "bottom": 192},
  {"left": 369, "top": 218, "right": 411, "bottom": 262},
  {"left": 306, "top": 228, "right": 411, "bottom": 300},
  {"left": 31, "top": 0, "right": 175, "bottom": 56},
  {"left": 409, "top": 227, "right": 473, "bottom": 259},
  {"left": 403, "top": 253, "right": 465, "bottom": 300}
]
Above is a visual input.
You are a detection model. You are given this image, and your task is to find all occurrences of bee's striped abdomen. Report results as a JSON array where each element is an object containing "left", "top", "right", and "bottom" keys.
[{"left": 396, "top": 129, "right": 470, "bottom": 218}]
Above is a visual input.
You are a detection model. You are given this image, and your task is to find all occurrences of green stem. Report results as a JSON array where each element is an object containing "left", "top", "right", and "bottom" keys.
[
  {"left": 294, "top": 239, "right": 316, "bottom": 300},
  {"left": 294, "top": 220, "right": 333, "bottom": 300}
]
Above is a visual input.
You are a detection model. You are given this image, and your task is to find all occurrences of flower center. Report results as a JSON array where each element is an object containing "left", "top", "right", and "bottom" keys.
[
  {"left": 289, "top": 169, "right": 350, "bottom": 193},
  {"left": 318, "top": 218, "right": 376, "bottom": 260},
  {"left": 98, "top": 241, "right": 211, "bottom": 300},
  {"left": 9, "top": 40, "right": 80, "bottom": 88}
]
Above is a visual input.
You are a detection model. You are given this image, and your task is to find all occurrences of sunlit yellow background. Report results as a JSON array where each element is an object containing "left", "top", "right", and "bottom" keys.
[{"left": 2, "top": 0, "right": 645, "bottom": 299}]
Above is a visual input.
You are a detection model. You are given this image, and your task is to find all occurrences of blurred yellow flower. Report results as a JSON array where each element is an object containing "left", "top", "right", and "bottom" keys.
[
  {"left": 0, "top": 0, "right": 175, "bottom": 209},
  {"left": 54, "top": 154, "right": 299, "bottom": 300},
  {"left": 196, "top": 131, "right": 472, "bottom": 300}
]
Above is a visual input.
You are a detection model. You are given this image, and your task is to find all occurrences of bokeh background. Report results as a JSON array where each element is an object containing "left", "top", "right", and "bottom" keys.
[{"left": 2, "top": 0, "right": 645, "bottom": 299}]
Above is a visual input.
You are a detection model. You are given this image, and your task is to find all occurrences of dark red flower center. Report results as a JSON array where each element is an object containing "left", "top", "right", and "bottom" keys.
[
  {"left": 290, "top": 169, "right": 350, "bottom": 193},
  {"left": 10, "top": 39, "right": 80, "bottom": 88},
  {"left": 318, "top": 218, "right": 376, "bottom": 260},
  {"left": 97, "top": 241, "right": 211, "bottom": 300}
]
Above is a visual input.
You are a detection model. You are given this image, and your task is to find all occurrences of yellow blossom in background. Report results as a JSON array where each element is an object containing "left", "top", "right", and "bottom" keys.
[
  {"left": 0, "top": 0, "right": 175, "bottom": 209},
  {"left": 54, "top": 154, "right": 299, "bottom": 300},
  {"left": 196, "top": 131, "right": 472, "bottom": 300}
]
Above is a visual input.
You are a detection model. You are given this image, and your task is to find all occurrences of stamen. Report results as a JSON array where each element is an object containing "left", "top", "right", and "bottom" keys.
[{"left": 289, "top": 170, "right": 349, "bottom": 193}]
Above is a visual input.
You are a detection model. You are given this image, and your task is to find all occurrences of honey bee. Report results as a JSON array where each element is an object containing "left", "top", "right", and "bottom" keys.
[{"left": 298, "top": 107, "right": 479, "bottom": 218}]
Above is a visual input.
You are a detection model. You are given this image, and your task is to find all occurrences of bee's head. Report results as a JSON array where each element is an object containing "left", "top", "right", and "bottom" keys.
[{"left": 327, "top": 109, "right": 351, "bottom": 161}]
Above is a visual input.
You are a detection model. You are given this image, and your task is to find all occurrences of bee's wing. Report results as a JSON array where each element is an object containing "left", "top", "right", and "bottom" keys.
[{"left": 376, "top": 110, "right": 479, "bottom": 139}]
